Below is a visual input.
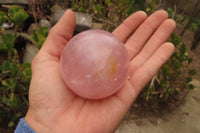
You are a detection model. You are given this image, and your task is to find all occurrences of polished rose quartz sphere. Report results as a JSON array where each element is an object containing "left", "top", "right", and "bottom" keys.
[{"left": 60, "top": 30, "right": 129, "bottom": 99}]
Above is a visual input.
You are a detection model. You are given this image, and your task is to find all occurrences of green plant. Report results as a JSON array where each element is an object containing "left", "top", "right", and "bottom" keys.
[
  {"left": 30, "top": 27, "right": 49, "bottom": 49},
  {"left": 68, "top": 0, "right": 148, "bottom": 31},
  {"left": 7, "top": 6, "right": 29, "bottom": 25},
  {"left": 0, "top": 34, "right": 15, "bottom": 51},
  {"left": 0, "top": 6, "right": 31, "bottom": 130},
  {"left": 166, "top": 8, "right": 185, "bottom": 24},
  {"left": 0, "top": 58, "right": 31, "bottom": 128},
  {"left": 189, "top": 18, "right": 200, "bottom": 31},
  {"left": 0, "top": 12, "right": 7, "bottom": 26},
  {"left": 0, "top": 34, "right": 31, "bottom": 129},
  {"left": 140, "top": 32, "right": 196, "bottom": 103}
]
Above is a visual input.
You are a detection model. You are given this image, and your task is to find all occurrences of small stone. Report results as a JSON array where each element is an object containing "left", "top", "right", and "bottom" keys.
[
  {"left": 28, "top": 23, "right": 39, "bottom": 35},
  {"left": 73, "top": 12, "right": 92, "bottom": 34},
  {"left": 92, "top": 23, "right": 103, "bottom": 29},
  {"left": 51, "top": 10, "right": 92, "bottom": 34},
  {"left": 0, "top": 0, "right": 29, "bottom": 5},
  {"left": 50, "top": 4, "right": 63, "bottom": 14},
  {"left": 74, "top": 12, "right": 92, "bottom": 28},
  {"left": 51, "top": 10, "right": 65, "bottom": 26},
  {"left": 1, "top": 23, "right": 14, "bottom": 29},
  {"left": 40, "top": 19, "right": 51, "bottom": 29},
  {"left": 23, "top": 43, "right": 37, "bottom": 63}
]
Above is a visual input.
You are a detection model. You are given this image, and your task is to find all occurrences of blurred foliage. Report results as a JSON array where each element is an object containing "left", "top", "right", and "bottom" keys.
[
  {"left": 0, "top": 6, "right": 31, "bottom": 130},
  {"left": 0, "top": 5, "right": 49, "bottom": 130},
  {"left": 8, "top": 6, "right": 29, "bottom": 25},
  {"left": 189, "top": 18, "right": 200, "bottom": 31},
  {"left": 68, "top": 0, "right": 157, "bottom": 30},
  {"left": 0, "top": 12, "right": 7, "bottom": 26},
  {"left": 140, "top": 32, "right": 196, "bottom": 102},
  {"left": 30, "top": 27, "right": 49, "bottom": 49},
  {"left": 0, "top": 34, "right": 15, "bottom": 51}
]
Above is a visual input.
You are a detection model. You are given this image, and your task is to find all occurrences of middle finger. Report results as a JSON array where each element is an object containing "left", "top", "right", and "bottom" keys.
[{"left": 125, "top": 10, "right": 168, "bottom": 59}]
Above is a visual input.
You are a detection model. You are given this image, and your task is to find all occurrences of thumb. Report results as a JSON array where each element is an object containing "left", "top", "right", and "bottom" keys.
[{"left": 41, "top": 9, "right": 76, "bottom": 59}]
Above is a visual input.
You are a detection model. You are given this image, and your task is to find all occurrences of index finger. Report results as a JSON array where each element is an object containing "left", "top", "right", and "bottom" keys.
[{"left": 112, "top": 11, "right": 147, "bottom": 43}]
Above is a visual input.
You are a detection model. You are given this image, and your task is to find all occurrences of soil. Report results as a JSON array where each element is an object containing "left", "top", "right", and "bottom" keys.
[
  {"left": 116, "top": 24, "right": 200, "bottom": 133},
  {"left": 116, "top": 85, "right": 200, "bottom": 133}
]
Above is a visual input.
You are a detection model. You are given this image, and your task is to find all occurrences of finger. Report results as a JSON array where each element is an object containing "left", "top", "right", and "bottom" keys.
[
  {"left": 125, "top": 10, "right": 168, "bottom": 59},
  {"left": 112, "top": 11, "right": 147, "bottom": 43},
  {"left": 130, "top": 42, "right": 174, "bottom": 93},
  {"left": 41, "top": 9, "right": 76, "bottom": 59},
  {"left": 130, "top": 19, "right": 176, "bottom": 72},
  {"left": 115, "top": 42, "right": 174, "bottom": 106}
]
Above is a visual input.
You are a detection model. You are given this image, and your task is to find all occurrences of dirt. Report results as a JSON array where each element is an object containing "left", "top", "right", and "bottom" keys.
[
  {"left": 116, "top": 81, "right": 200, "bottom": 133},
  {"left": 115, "top": 25, "right": 200, "bottom": 133}
]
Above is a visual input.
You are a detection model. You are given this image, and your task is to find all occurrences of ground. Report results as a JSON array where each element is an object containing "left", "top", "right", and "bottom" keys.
[
  {"left": 115, "top": 25, "right": 200, "bottom": 133},
  {"left": 116, "top": 81, "right": 200, "bottom": 133}
]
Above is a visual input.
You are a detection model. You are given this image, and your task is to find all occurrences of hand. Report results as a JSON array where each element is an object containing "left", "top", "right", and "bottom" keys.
[{"left": 25, "top": 9, "right": 175, "bottom": 133}]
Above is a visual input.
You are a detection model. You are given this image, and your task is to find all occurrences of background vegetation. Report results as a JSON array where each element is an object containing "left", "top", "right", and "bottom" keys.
[{"left": 0, "top": 0, "right": 199, "bottom": 131}]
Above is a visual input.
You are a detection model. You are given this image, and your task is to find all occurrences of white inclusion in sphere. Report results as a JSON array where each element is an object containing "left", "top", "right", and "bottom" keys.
[{"left": 60, "top": 29, "right": 130, "bottom": 99}]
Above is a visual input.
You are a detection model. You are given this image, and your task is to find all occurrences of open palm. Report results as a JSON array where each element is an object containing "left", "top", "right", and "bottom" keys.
[{"left": 25, "top": 10, "right": 175, "bottom": 133}]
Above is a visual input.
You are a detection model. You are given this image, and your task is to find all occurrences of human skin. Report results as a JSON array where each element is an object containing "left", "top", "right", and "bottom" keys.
[{"left": 25, "top": 9, "right": 176, "bottom": 133}]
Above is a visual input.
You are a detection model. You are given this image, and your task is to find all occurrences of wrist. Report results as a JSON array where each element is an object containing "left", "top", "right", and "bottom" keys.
[{"left": 25, "top": 109, "right": 52, "bottom": 133}]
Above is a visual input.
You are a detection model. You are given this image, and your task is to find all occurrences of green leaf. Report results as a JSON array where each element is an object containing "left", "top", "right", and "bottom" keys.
[
  {"left": 37, "top": 34, "right": 46, "bottom": 49},
  {"left": 105, "top": 0, "right": 111, "bottom": 6},
  {"left": 160, "top": 80, "right": 167, "bottom": 88},
  {"left": 178, "top": 70, "right": 182, "bottom": 75},
  {"left": 187, "top": 58, "right": 193, "bottom": 64},
  {"left": 154, "top": 0, "right": 160, "bottom": 4},
  {"left": 2, "top": 96, "right": 9, "bottom": 105},
  {"left": 188, "top": 84, "right": 195, "bottom": 90},
  {"left": 189, "top": 18, "right": 200, "bottom": 31},
  {"left": 22, "top": 66, "right": 32, "bottom": 82},
  {"left": 174, "top": 90, "right": 179, "bottom": 95},
  {"left": 0, "top": 12, "right": 7, "bottom": 26},
  {"left": 185, "top": 77, "right": 192, "bottom": 83},
  {"left": 15, "top": 113, "right": 21, "bottom": 118},
  {"left": 22, "top": 62, "right": 31, "bottom": 68},
  {"left": 9, "top": 63, "right": 18, "bottom": 76},
  {"left": 8, "top": 6, "right": 29, "bottom": 25},
  {"left": 169, "top": 32, "right": 182, "bottom": 46},
  {"left": 78, "top": 7, "right": 87, "bottom": 13},
  {"left": 0, "top": 43, "right": 7, "bottom": 50},
  {"left": 188, "top": 69, "right": 196, "bottom": 76},
  {"left": 93, "top": 4, "right": 103, "bottom": 14},
  {"left": 1, "top": 79, "right": 16, "bottom": 91},
  {"left": 2, "top": 34, "right": 15, "bottom": 50},
  {"left": 2, "top": 60, "right": 10, "bottom": 72},
  {"left": 167, "top": 8, "right": 173, "bottom": 18},
  {"left": 162, "top": 64, "right": 173, "bottom": 76},
  {"left": 11, "top": 10, "right": 29, "bottom": 25},
  {"left": 8, "top": 6, "right": 20, "bottom": 16},
  {"left": 126, "top": 0, "right": 135, "bottom": 15},
  {"left": 2, "top": 80, "right": 9, "bottom": 87},
  {"left": 38, "top": 27, "right": 49, "bottom": 37},
  {"left": 179, "top": 43, "right": 186, "bottom": 55},
  {"left": 167, "top": 87, "right": 173, "bottom": 93},
  {"left": 8, "top": 121, "right": 15, "bottom": 127},
  {"left": 9, "top": 79, "right": 17, "bottom": 91},
  {"left": 10, "top": 94, "right": 19, "bottom": 107},
  {"left": 30, "top": 27, "right": 49, "bottom": 49}
]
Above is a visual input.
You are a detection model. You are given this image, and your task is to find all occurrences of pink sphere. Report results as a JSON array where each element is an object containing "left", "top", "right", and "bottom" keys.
[{"left": 60, "top": 30, "right": 129, "bottom": 99}]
